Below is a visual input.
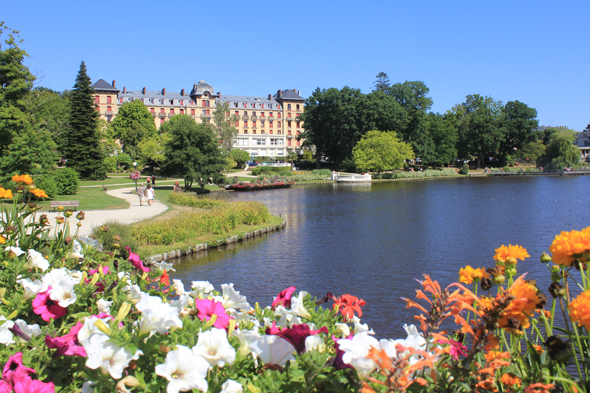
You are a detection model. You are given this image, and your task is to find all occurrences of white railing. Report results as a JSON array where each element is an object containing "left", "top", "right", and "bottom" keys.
[{"left": 333, "top": 173, "right": 372, "bottom": 182}]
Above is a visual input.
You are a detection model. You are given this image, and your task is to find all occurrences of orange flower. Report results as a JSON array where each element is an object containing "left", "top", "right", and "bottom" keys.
[
  {"left": 494, "top": 244, "right": 529, "bottom": 263},
  {"left": 549, "top": 227, "right": 590, "bottom": 266},
  {"left": 524, "top": 383, "right": 554, "bottom": 393},
  {"left": 0, "top": 235, "right": 5, "bottom": 244},
  {"left": 499, "top": 277, "right": 541, "bottom": 332},
  {"left": 569, "top": 290, "right": 590, "bottom": 331},
  {"left": 30, "top": 189, "right": 49, "bottom": 199},
  {"left": 500, "top": 373, "right": 522, "bottom": 389},
  {"left": 158, "top": 270, "right": 170, "bottom": 287},
  {"left": 459, "top": 265, "right": 489, "bottom": 284},
  {"left": 484, "top": 351, "right": 509, "bottom": 363},
  {"left": 333, "top": 294, "right": 366, "bottom": 320},
  {"left": 11, "top": 174, "right": 33, "bottom": 185},
  {"left": 0, "top": 188, "right": 13, "bottom": 199}
]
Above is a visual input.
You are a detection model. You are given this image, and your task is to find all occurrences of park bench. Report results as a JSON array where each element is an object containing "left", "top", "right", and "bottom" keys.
[{"left": 50, "top": 201, "right": 79, "bottom": 211}]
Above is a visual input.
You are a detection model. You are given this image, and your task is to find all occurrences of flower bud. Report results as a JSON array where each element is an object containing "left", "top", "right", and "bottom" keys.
[
  {"left": 56, "top": 217, "right": 65, "bottom": 224},
  {"left": 480, "top": 277, "right": 494, "bottom": 291},
  {"left": 505, "top": 257, "right": 517, "bottom": 266},
  {"left": 94, "top": 320, "right": 112, "bottom": 336},
  {"left": 551, "top": 271, "right": 562, "bottom": 282},
  {"left": 114, "top": 302, "right": 131, "bottom": 323},
  {"left": 494, "top": 275, "right": 506, "bottom": 285},
  {"left": 76, "top": 211, "right": 85, "bottom": 220},
  {"left": 57, "top": 206, "right": 64, "bottom": 211},
  {"left": 548, "top": 282, "right": 565, "bottom": 298},
  {"left": 495, "top": 259, "right": 505, "bottom": 266},
  {"left": 64, "top": 210, "right": 73, "bottom": 218},
  {"left": 551, "top": 265, "right": 560, "bottom": 272},
  {"left": 540, "top": 252, "right": 552, "bottom": 263},
  {"left": 39, "top": 215, "right": 48, "bottom": 226}
]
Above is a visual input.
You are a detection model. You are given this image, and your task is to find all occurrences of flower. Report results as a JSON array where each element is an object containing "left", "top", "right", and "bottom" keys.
[
  {"left": 333, "top": 294, "right": 366, "bottom": 320},
  {"left": 501, "top": 373, "right": 522, "bottom": 389},
  {"left": 88, "top": 266, "right": 109, "bottom": 276},
  {"left": 2, "top": 352, "right": 36, "bottom": 387},
  {"left": 305, "top": 335, "right": 326, "bottom": 353},
  {"left": 220, "top": 379, "right": 243, "bottom": 393},
  {"left": 32, "top": 288, "right": 67, "bottom": 321},
  {"left": 266, "top": 323, "right": 328, "bottom": 354},
  {"left": 190, "top": 281, "right": 214, "bottom": 298},
  {"left": 26, "top": 249, "right": 50, "bottom": 271},
  {"left": 123, "top": 284, "right": 144, "bottom": 303},
  {"left": 30, "top": 189, "right": 49, "bottom": 199},
  {"left": 499, "top": 277, "right": 542, "bottom": 332},
  {"left": 12, "top": 377, "right": 55, "bottom": 393},
  {"left": 549, "top": 227, "right": 590, "bottom": 266},
  {"left": 171, "top": 279, "right": 185, "bottom": 296},
  {"left": 125, "top": 246, "right": 150, "bottom": 273},
  {"left": 249, "top": 335, "right": 296, "bottom": 367},
  {"left": 71, "top": 240, "right": 84, "bottom": 259},
  {"left": 493, "top": 244, "right": 530, "bottom": 263},
  {"left": 337, "top": 332, "right": 380, "bottom": 379},
  {"left": 215, "top": 283, "right": 250, "bottom": 310},
  {"left": 0, "top": 316, "right": 15, "bottom": 345},
  {"left": 17, "top": 278, "right": 44, "bottom": 300},
  {"left": 5, "top": 246, "right": 24, "bottom": 258},
  {"left": 45, "top": 322, "right": 86, "bottom": 357},
  {"left": 271, "top": 286, "right": 296, "bottom": 310},
  {"left": 232, "top": 328, "right": 261, "bottom": 356},
  {"left": 289, "top": 291, "right": 312, "bottom": 319},
  {"left": 48, "top": 279, "right": 77, "bottom": 308},
  {"left": 12, "top": 320, "right": 41, "bottom": 341},
  {"left": 96, "top": 299, "right": 112, "bottom": 314},
  {"left": 155, "top": 345, "right": 209, "bottom": 393},
  {"left": 154, "top": 260, "right": 176, "bottom": 272},
  {"left": 136, "top": 295, "right": 183, "bottom": 335},
  {"left": 158, "top": 270, "right": 170, "bottom": 287},
  {"left": 11, "top": 174, "right": 33, "bottom": 185},
  {"left": 378, "top": 324, "right": 426, "bottom": 363},
  {"left": 569, "top": 289, "right": 590, "bottom": 330},
  {"left": 192, "top": 328, "right": 236, "bottom": 368},
  {"left": 194, "top": 299, "right": 231, "bottom": 330},
  {"left": 458, "top": 265, "right": 489, "bottom": 284},
  {"left": 0, "top": 188, "right": 13, "bottom": 199},
  {"left": 83, "top": 332, "right": 143, "bottom": 379}
]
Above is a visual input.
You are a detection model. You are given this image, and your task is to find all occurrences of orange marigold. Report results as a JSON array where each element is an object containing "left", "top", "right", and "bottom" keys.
[
  {"left": 500, "top": 373, "right": 522, "bottom": 389},
  {"left": 0, "top": 188, "right": 13, "bottom": 199},
  {"left": 493, "top": 244, "right": 530, "bottom": 263},
  {"left": 459, "top": 265, "right": 489, "bottom": 284},
  {"left": 569, "top": 290, "right": 590, "bottom": 331},
  {"left": 548, "top": 227, "right": 590, "bottom": 266},
  {"left": 11, "top": 174, "right": 33, "bottom": 185},
  {"left": 30, "top": 189, "right": 49, "bottom": 199},
  {"left": 499, "top": 278, "right": 541, "bottom": 332},
  {"left": 484, "top": 351, "right": 510, "bottom": 363}
]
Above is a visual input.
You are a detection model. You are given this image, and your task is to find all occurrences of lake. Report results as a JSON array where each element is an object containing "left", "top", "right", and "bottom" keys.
[{"left": 169, "top": 176, "right": 590, "bottom": 339}]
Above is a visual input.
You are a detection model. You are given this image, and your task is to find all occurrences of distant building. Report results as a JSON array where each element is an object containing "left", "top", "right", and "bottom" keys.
[
  {"left": 536, "top": 125, "right": 590, "bottom": 162},
  {"left": 91, "top": 79, "right": 305, "bottom": 158}
]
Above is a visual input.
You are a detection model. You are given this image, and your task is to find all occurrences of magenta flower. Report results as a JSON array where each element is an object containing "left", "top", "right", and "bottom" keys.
[
  {"left": 331, "top": 338, "right": 354, "bottom": 371},
  {"left": 32, "top": 288, "right": 67, "bottom": 322},
  {"left": 88, "top": 266, "right": 109, "bottom": 276},
  {"left": 0, "top": 381, "right": 11, "bottom": 393},
  {"left": 271, "top": 286, "right": 296, "bottom": 310},
  {"left": 45, "top": 322, "right": 86, "bottom": 357},
  {"left": 13, "top": 377, "right": 55, "bottom": 393},
  {"left": 2, "top": 352, "right": 36, "bottom": 387},
  {"left": 444, "top": 339, "right": 468, "bottom": 360},
  {"left": 125, "top": 247, "right": 150, "bottom": 273},
  {"left": 266, "top": 323, "right": 328, "bottom": 354},
  {"left": 194, "top": 299, "right": 231, "bottom": 330}
]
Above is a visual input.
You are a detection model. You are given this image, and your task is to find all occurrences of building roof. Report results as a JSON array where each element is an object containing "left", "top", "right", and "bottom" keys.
[
  {"left": 217, "top": 94, "right": 279, "bottom": 104},
  {"left": 274, "top": 89, "right": 304, "bottom": 101},
  {"left": 119, "top": 90, "right": 189, "bottom": 99},
  {"left": 190, "top": 80, "right": 218, "bottom": 97},
  {"left": 91, "top": 79, "right": 120, "bottom": 92}
]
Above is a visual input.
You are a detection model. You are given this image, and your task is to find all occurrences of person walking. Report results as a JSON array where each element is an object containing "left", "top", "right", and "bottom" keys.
[
  {"left": 146, "top": 184, "right": 155, "bottom": 206},
  {"left": 137, "top": 184, "right": 146, "bottom": 206},
  {"left": 151, "top": 175, "right": 156, "bottom": 186}
]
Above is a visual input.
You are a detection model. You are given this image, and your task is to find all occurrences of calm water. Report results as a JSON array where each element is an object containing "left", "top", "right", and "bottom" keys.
[{"left": 169, "top": 177, "right": 590, "bottom": 339}]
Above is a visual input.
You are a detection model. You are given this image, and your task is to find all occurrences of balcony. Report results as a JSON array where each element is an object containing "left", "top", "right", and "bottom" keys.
[
  {"left": 242, "top": 115, "right": 249, "bottom": 119},
  {"left": 105, "top": 110, "right": 114, "bottom": 115},
  {"left": 260, "top": 115, "right": 266, "bottom": 118},
  {"left": 159, "top": 113, "right": 166, "bottom": 118}
]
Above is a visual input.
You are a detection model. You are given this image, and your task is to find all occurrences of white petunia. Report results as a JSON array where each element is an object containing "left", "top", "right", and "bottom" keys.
[
  {"left": 334, "top": 323, "right": 351, "bottom": 338},
  {"left": 189, "top": 281, "right": 214, "bottom": 299},
  {"left": 14, "top": 319, "right": 41, "bottom": 339},
  {"left": 122, "top": 284, "right": 144, "bottom": 303},
  {"left": 337, "top": 332, "right": 380, "bottom": 379},
  {"left": 5, "top": 246, "right": 24, "bottom": 257},
  {"left": 289, "top": 291, "right": 311, "bottom": 319},
  {"left": 155, "top": 345, "right": 209, "bottom": 393},
  {"left": 154, "top": 260, "right": 176, "bottom": 272},
  {"left": 232, "top": 328, "right": 261, "bottom": 356},
  {"left": 379, "top": 324, "right": 427, "bottom": 365},
  {"left": 83, "top": 333, "right": 143, "bottom": 379},
  {"left": 249, "top": 335, "right": 296, "bottom": 367},
  {"left": 26, "top": 249, "right": 49, "bottom": 271},
  {"left": 228, "top": 309, "right": 260, "bottom": 327},
  {"left": 351, "top": 316, "right": 374, "bottom": 335},
  {"left": 136, "top": 295, "right": 182, "bottom": 335},
  {"left": 67, "top": 269, "right": 84, "bottom": 284},
  {"left": 192, "top": 328, "right": 236, "bottom": 368},
  {"left": 274, "top": 305, "right": 302, "bottom": 327},
  {"left": 77, "top": 316, "right": 114, "bottom": 345},
  {"left": 49, "top": 278, "right": 77, "bottom": 307},
  {"left": 220, "top": 379, "right": 243, "bottom": 393},
  {"left": 171, "top": 279, "right": 185, "bottom": 296},
  {"left": 0, "top": 316, "right": 15, "bottom": 345},
  {"left": 96, "top": 299, "right": 113, "bottom": 314},
  {"left": 81, "top": 381, "right": 96, "bottom": 393},
  {"left": 170, "top": 294, "right": 193, "bottom": 315},
  {"left": 17, "top": 277, "right": 44, "bottom": 300},
  {"left": 71, "top": 240, "right": 84, "bottom": 259},
  {"left": 305, "top": 335, "right": 326, "bottom": 353},
  {"left": 216, "top": 283, "right": 250, "bottom": 310},
  {"left": 78, "top": 236, "right": 100, "bottom": 249}
]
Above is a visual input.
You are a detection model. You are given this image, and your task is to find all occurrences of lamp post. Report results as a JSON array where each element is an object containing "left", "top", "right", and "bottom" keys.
[{"left": 132, "top": 162, "right": 138, "bottom": 192}]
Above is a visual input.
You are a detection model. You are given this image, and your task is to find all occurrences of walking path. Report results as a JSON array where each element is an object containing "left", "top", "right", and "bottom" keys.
[{"left": 44, "top": 188, "right": 168, "bottom": 237}]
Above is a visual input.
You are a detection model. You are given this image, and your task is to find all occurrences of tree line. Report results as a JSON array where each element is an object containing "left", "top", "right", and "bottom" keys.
[{"left": 300, "top": 72, "right": 584, "bottom": 170}]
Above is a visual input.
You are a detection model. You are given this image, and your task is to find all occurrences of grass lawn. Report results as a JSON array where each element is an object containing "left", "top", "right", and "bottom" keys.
[{"left": 36, "top": 187, "right": 129, "bottom": 211}]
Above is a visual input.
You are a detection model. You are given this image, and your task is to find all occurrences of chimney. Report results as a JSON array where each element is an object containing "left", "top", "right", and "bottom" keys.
[
  {"left": 277, "top": 89, "right": 282, "bottom": 98},
  {"left": 112, "top": 80, "right": 116, "bottom": 87},
  {"left": 123, "top": 86, "right": 126, "bottom": 93},
  {"left": 217, "top": 91, "right": 220, "bottom": 97},
  {"left": 268, "top": 94, "right": 272, "bottom": 100},
  {"left": 297, "top": 89, "right": 300, "bottom": 96},
  {"left": 142, "top": 87, "right": 146, "bottom": 95},
  {"left": 181, "top": 89, "right": 185, "bottom": 96},
  {"left": 162, "top": 88, "right": 166, "bottom": 95}
]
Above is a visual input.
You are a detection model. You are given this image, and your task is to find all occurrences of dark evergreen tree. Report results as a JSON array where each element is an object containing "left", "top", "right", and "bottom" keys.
[{"left": 65, "top": 62, "right": 105, "bottom": 179}]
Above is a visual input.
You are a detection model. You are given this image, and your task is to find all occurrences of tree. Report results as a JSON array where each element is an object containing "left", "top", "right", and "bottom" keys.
[
  {"left": 426, "top": 113, "right": 458, "bottom": 166},
  {"left": 110, "top": 99, "right": 157, "bottom": 156},
  {"left": 162, "top": 115, "right": 225, "bottom": 189},
  {"left": 352, "top": 131, "right": 414, "bottom": 173},
  {"left": 224, "top": 156, "right": 237, "bottom": 174},
  {"left": 213, "top": 102, "right": 239, "bottom": 154},
  {"left": 138, "top": 133, "right": 170, "bottom": 169},
  {"left": 515, "top": 140, "right": 546, "bottom": 162},
  {"left": 230, "top": 149, "right": 250, "bottom": 169},
  {"left": 498, "top": 100, "right": 539, "bottom": 165},
  {"left": 372, "top": 72, "right": 391, "bottom": 92},
  {"left": 64, "top": 62, "right": 105, "bottom": 179},
  {"left": 538, "top": 129, "right": 580, "bottom": 169}
]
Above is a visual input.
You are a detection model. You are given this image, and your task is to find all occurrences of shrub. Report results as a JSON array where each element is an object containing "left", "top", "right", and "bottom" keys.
[
  {"left": 382, "top": 172, "right": 394, "bottom": 179},
  {"left": 371, "top": 173, "right": 382, "bottom": 179},
  {"left": 90, "top": 220, "right": 139, "bottom": 253},
  {"left": 32, "top": 174, "right": 58, "bottom": 199},
  {"left": 312, "top": 169, "right": 331, "bottom": 176},
  {"left": 117, "top": 153, "right": 133, "bottom": 169},
  {"left": 458, "top": 163, "right": 469, "bottom": 175},
  {"left": 103, "top": 156, "right": 118, "bottom": 173},
  {"left": 53, "top": 167, "right": 80, "bottom": 195}
]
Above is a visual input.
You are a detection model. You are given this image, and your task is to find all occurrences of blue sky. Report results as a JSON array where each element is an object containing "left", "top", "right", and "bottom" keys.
[{"left": 3, "top": 0, "right": 589, "bottom": 130}]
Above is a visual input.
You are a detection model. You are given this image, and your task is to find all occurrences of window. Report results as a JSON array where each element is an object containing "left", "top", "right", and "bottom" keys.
[
  {"left": 261, "top": 104, "right": 264, "bottom": 109},
  {"left": 296, "top": 131, "right": 300, "bottom": 136},
  {"left": 107, "top": 106, "right": 112, "bottom": 112},
  {"left": 278, "top": 113, "right": 281, "bottom": 119},
  {"left": 202, "top": 100, "right": 210, "bottom": 107},
  {"left": 107, "top": 116, "right": 112, "bottom": 123},
  {"left": 270, "top": 130, "right": 273, "bottom": 135},
  {"left": 160, "top": 118, "right": 164, "bottom": 125},
  {"left": 180, "top": 100, "right": 184, "bottom": 105},
  {"left": 288, "top": 139, "right": 292, "bottom": 146},
  {"left": 288, "top": 112, "right": 291, "bottom": 118},
  {"left": 149, "top": 98, "right": 154, "bottom": 104},
  {"left": 296, "top": 122, "right": 300, "bottom": 128},
  {"left": 150, "top": 108, "right": 155, "bottom": 113},
  {"left": 254, "top": 138, "right": 266, "bottom": 145},
  {"left": 277, "top": 105, "right": 281, "bottom": 109},
  {"left": 288, "top": 104, "right": 291, "bottom": 110},
  {"left": 261, "top": 112, "right": 265, "bottom": 117},
  {"left": 253, "top": 121, "right": 257, "bottom": 127},
  {"left": 244, "top": 130, "right": 248, "bottom": 134},
  {"left": 202, "top": 110, "right": 207, "bottom": 115},
  {"left": 235, "top": 111, "right": 239, "bottom": 116},
  {"left": 107, "top": 96, "right": 112, "bottom": 104},
  {"left": 95, "top": 106, "right": 100, "bottom": 112},
  {"left": 296, "top": 104, "right": 300, "bottom": 110},
  {"left": 253, "top": 111, "right": 256, "bottom": 116},
  {"left": 234, "top": 138, "right": 247, "bottom": 146},
  {"left": 278, "top": 121, "right": 281, "bottom": 127},
  {"left": 94, "top": 96, "right": 100, "bottom": 104},
  {"left": 288, "top": 131, "right": 292, "bottom": 136},
  {"left": 161, "top": 108, "right": 165, "bottom": 113},
  {"left": 253, "top": 130, "right": 256, "bottom": 134},
  {"left": 252, "top": 103, "right": 255, "bottom": 108},
  {"left": 170, "top": 109, "right": 174, "bottom": 114},
  {"left": 277, "top": 150, "right": 284, "bottom": 156},
  {"left": 244, "top": 103, "right": 247, "bottom": 108},
  {"left": 261, "top": 120, "right": 265, "bottom": 127},
  {"left": 191, "top": 109, "right": 195, "bottom": 115},
  {"left": 169, "top": 100, "right": 174, "bottom": 105},
  {"left": 270, "top": 138, "right": 284, "bottom": 146},
  {"left": 244, "top": 121, "right": 248, "bottom": 127},
  {"left": 270, "top": 120, "right": 274, "bottom": 127},
  {"left": 297, "top": 140, "right": 300, "bottom": 146},
  {"left": 259, "top": 149, "right": 266, "bottom": 155},
  {"left": 206, "top": 110, "right": 210, "bottom": 115},
  {"left": 119, "top": 98, "right": 123, "bottom": 103},
  {"left": 180, "top": 109, "right": 184, "bottom": 114},
  {"left": 235, "top": 121, "right": 239, "bottom": 127},
  {"left": 288, "top": 121, "right": 292, "bottom": 128},
  {"left": 244, "top": 111, "right": 248, "bottom": 116},
  {"left": 269, "top": 112, "right": 274, "bottom": 118}
]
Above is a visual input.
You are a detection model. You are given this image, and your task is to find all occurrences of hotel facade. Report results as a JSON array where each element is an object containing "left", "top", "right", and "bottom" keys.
[{"left": 91, "top": 79, "right": 305, "bottom": 158}]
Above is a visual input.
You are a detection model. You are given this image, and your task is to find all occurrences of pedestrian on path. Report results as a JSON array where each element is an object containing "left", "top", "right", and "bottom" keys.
[
  {"left": 151, "top": 175, "right": 156, "bottom": 186},
  {"left": 146, "top": 184, "right": 155, "bottom": 206},
  {"left": 137, "top": 184, "right": 146, "bottom": 206}
]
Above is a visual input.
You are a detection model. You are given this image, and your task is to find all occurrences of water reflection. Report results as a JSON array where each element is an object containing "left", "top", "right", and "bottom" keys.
[{"left": 170, "top": 177, "right": 590, "bottom": 339}]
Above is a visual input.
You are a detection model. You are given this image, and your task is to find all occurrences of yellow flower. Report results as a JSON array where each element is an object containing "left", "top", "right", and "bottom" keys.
[
  {"left": 0, "top": 188, "right": 13, "bottom": 199},
  {"left": 493, "top": 244, "right": 530, "bottom": 263},
  {"left": 548, "top": 227, "right": 590, "bottom": 266},
  {"left": 30, "top": 189, "right": 49, "bottom": 199},
  {"left": 58, "top": 206, "right": 64, "bottom": 211},
  {"left": 459, "top": 265, "right": 489, "bottom": 284},
  {"left": 0, "top": 235, "right": 5, "bottom": 244},
  {"left": 569, "top": 290, "right": 590, "bottom": 331},
  {"left": 11, "top": 174, "right": 33, "bottom": 185}
]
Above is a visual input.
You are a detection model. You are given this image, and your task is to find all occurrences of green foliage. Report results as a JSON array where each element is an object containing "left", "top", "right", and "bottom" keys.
[
  {"left": 352, "top": 130, "right": 414, "bottom": 173},
  {"left": 312, "top": 169, "right": 331, "bottom": 176},
  {"left": 103, "top": 156, "right": 117, "bottom": 173},
  {"left": 116, "top": 153, "right": 133, "bottom": 169},
  {"left": 24, "top": 87, "right": 71, "bottom": 155},
  {"left": 230, "top": 149, "right": 250, "bottom": 168},
  {"left": 137, "top": 133, "right": 170, "bottom": 168},
  {"left": 224, "top": 156, "right": 237, "bottom": 172},
  {"left": 32, "top": 174, "right": 58, "bottom": 198},
  {"left": 64, "top": 62, "right": 105, "bottom": 179},
  {"left": 458, "top": 163, "right": 469, "bottom": 175},
  {"left": 251, "top": 166, "right": 292, "bottom": 176},
  {"left": 90, "top": 220, "right": 139, "bottom": 252},
  {"left": 110, "top": 99, "right": 157, "bottom": 147},
  {"left": 498, "top": 100, "right": 539, "bottom": 163},
  {"left": 213, "top": 102, "right": 239, "bottom": 154},
  {"left": 302, "top": 150, "right": 313, "bottom": 160},
  {"left": 168, "top": 192, "right": 225, "bottom": 208},
  {"left": 515, "top": 140, "right": 546, "bottom": 162},
  {"left": 539, "top": 129, "right": 581, "bottom": 169},
  {"left": 0, "top": 125, "right": 58, "bottom": 179},
  {"left": 162, "top": 115, "right": 226, "bottom": 189},
  {"left": 426, "top": 113, "right": 458, "bottom": 165},
  {"left": 53, "top": 167, "right": 79, "bottom": 195}
]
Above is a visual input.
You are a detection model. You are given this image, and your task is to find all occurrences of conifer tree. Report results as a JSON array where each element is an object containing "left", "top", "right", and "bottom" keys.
[{"left": 65, "top": 61, "right": 105, "bottom": 179}]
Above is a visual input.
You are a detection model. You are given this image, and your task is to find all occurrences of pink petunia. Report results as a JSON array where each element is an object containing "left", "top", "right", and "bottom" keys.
[
  {"left": 271, "top": 286, "right": 296, "bottom": 310},
  {"left": 0, "top": 381, "right": 11, "bottom": 393},
  {"left": 45, "top": 322, "right": 86, "bottom": 357},
  {"left": 2, "top": 352, "right": 36, "bottom": 387},
  {"left": 13, "top": 377, "right": 55, "bottom": 393},
  {"left": 266, "top": 323, "right": 328, "bottom": 354},
  {"left": 194, "top": 299, "right": 232, "bottom": 330},
  {"left": 88, "top": 266, "right": 109, "bottom": 276},
  {"left": 125, "top": 247, "right": 150, "bottom": 273},
  {"left": 32, "top": 288, "right": 67, "bottom": 322}
]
